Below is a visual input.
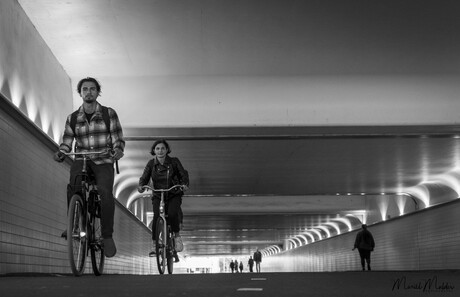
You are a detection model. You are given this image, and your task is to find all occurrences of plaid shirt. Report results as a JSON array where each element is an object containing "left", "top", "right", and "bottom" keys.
[{"left": 59, "top": 103, "right": 125, "bottom": 165}]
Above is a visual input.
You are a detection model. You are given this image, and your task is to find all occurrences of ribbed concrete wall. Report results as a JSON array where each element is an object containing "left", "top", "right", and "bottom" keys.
[
  {"left": 263, "top": 199, "right": 460, "bottom": 272},
  {"left": 0, "top": 0, "right": 73, "bottom": 143},
  {"left": 0, "top": 98, "right": 155, "bottom": 275}
]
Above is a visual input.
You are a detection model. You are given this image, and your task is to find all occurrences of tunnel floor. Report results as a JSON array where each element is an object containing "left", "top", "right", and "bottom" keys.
[{"left": 1, "top": 270, "right": 459, "bottom": 297}]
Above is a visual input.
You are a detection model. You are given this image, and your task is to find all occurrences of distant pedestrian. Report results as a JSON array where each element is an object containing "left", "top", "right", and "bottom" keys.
[
  {"left": 234, "top": 260, "right": 239, "bottom": 273},
  {"left": 253, "top": 249, "right": 262, "bottom": 273},
  {"left": 353, "top": 224, "right": 375, "bottom": 271},
  {"left": 239, "top": 261, "right": 243, "bottom": 273},
  {"left": 229, "top": 260, "right": 235, "bottom": 273},
  {"left": 248, "top": 256, "right": 254, "bottom": 272}
]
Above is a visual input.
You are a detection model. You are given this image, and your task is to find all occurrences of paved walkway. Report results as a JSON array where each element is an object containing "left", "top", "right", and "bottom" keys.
[{"left": 1, "top": 270, "right": 458, "bottom": 297}]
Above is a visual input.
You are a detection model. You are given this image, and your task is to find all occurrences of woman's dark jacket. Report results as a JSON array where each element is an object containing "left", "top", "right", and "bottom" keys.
[{"left": 139, "top": 155, "right": 189, "bottom": 199}]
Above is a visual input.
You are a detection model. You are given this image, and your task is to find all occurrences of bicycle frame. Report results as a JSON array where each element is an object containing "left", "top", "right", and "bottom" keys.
[
  {"left": 142, "top": 184, "right": 184, "bottom": 274},
  {"left": 64, "top": 150, "right": 107, "bottom": 276}
]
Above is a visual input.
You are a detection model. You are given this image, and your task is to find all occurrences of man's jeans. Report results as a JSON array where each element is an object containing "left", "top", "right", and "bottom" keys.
[{"left": 68, "top": 160, "right": 115, "bottom": 239}]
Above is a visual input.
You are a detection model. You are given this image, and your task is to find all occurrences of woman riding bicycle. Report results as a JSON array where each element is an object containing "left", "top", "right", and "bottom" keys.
[{"left": 138, "top": 139, "right": 189, "bottom": 258}]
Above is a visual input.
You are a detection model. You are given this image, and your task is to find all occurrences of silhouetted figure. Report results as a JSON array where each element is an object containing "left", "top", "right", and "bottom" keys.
[
  {"left": 253, "top": 249, "right": 262, "bottom": 273},
  {"left": 248, "top": 256, "right": 254, "bottom": 272},
  {"left": 234, "top": 260, "right": 239, "bottom": 273},
  {"left": 229, "top": 260, "right": 235, "bottom": 273},
  {"left": 239, "top": 261, "right": 243, "bottom": 273},
  {"left": 353, "top": 224, "right": 375, "bottom": 271}
]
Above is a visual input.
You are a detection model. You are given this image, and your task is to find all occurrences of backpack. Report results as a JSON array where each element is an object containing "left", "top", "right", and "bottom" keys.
[{"left": 70, "top": 105, "right": 110, "bottom": 135}]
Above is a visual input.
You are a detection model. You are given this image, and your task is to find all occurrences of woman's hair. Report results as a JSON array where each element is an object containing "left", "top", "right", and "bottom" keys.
[
  {"left": 150, "top": 139, "right": 171, "bottom": 155},
  {"left": 77, "top": 77, "right": 102, "bottom": 94}
]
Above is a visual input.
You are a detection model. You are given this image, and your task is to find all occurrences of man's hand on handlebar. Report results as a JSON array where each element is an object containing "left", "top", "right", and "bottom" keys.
[
  {"left": 137, "top": 186, "right": 145, "bottom": 193},
  {"left": 110, "top": 148, "right": 124, "bottom": 161},
  {"left": 53, "top": 151, "right": 66, "bottom": 162}
]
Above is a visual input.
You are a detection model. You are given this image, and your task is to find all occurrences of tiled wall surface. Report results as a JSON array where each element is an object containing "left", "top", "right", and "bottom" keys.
[
  {"left": 0, "top": 99, "right": 155, "bottom": 275},
  {"left": 263, "top": 199, "right": 460, "bottom": 272}
]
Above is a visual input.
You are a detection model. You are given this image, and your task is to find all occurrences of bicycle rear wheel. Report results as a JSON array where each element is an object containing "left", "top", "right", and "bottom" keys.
[
  {"left": 155, "top": 217, "right": 167, "bottom": 274},
  {"left": 89, "top": 211, "right": 105, "bottom": 276},
  {"left": 67, "top": 194, "right": 87, "bottom": 276}
]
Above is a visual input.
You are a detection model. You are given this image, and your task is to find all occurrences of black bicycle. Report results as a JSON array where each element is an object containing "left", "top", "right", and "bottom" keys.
[
  {"left": 142, "top": 184, "right": 185, "bottom": 274},
  {"left": 64, "top": 151, "right": 107, "bottom": 276}
]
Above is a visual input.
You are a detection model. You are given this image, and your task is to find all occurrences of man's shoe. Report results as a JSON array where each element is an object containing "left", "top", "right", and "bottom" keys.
[
  {"left": 61, "top": 230, "right": 67, "bottom": 240},
  {"left": 174, "top": 234, "right": 183, "bottom": 252},
  {"left": 103, "top": 238, "right": 117, "bottom": 258},
  {"left": 149, "top": 250, "right": 156, "bottom": 257}
]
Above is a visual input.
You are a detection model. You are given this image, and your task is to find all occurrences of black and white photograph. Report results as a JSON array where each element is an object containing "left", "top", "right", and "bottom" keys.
[{"left": 1, "top": 0, "right": 459, "bottom": 296}]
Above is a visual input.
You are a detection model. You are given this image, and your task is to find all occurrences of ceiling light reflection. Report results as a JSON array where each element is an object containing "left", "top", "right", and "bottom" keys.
[
  {"left": 288, "top": 239, "right": 297, "bottom": 249},
  {"left": 395, "top": 195, "right": 407, "bottom": 216},
  {"left": 331, "top": 217, "right": 352, "bottom": 231},
  {"left": 114, "top": 176, "right": 140, "bottom": 198},
  {"left": 324, "top": 222, "right": 341, "bottom": 235},
  {"left": 304, "top": 232, "right": 315, "bottom": 243},
  {"left": 308, "top": 229, "right": 322, "bottom": 240},
  {"left": 404, "top": 184, "right": 430, "bottom": 208},
  {"left": 297, "top": 235, "right": 309, "bottom": 245},
  {"left": 315, "top": 226, "right": 331, "bottom": 238},
  {"left": 377, "top": 195, "right": 390, "bottom": 221}
]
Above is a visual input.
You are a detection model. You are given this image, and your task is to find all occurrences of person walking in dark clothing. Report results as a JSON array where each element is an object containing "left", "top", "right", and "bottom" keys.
[
  {"left": 253, "top": 249, "right": 262, "bottom": 273},
  {"left": 248, "top": 256, "right": 254, "bottom": 272},
  {"left": 229, "top": 260, "right": 235, "bottom": 273},
  {"left": 353, "top": 224, "right": 375, "bottom": 271},
  {"left": 239, "top": 261, "right": 243, "bottom": 273}
]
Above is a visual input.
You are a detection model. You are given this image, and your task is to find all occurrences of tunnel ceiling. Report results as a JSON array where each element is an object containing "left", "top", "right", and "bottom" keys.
[{"left": 17, "top": 0, "right": 460, "bottom": 258}]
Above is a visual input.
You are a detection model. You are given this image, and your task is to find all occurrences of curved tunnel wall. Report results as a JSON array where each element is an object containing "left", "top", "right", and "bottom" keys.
[
  {"left": 262, "top": 199, "right": 460, "bottom": 272},
  {"left": 0, "top": 97, "right": 155, "bottom": 275},
  {"left": 2, "top": 95, "right": 460, "bottom": 274}
]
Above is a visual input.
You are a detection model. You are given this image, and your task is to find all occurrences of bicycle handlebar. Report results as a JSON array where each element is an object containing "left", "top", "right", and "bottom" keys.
[
  {"left": 62, "top": 150, "right": 120, "bottom": 174},
  {"left": 63, "top": 150, "right": 108, "bottom": 157},
  {"left": 141, "top": 185, "right": 185, "bottom": 193}
]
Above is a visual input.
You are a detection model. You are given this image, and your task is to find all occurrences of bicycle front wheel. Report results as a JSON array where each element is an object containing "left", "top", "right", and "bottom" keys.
[
  {"left": 89, "top": 211, "right": 105, "bottom": 276},
  {"left": 155, "top": 217, "right": 167, "bottom": 274},
  {"left": 167, "top": 227, "right": 174, "bottom": 274},
  {"left": 67, "top": 194, "right": 87, "bottom": 276}
]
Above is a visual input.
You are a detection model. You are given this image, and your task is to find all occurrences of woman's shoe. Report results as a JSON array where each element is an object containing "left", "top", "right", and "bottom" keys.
[{"left": 174, "top": 234, "right": 183, "bottom": 252}]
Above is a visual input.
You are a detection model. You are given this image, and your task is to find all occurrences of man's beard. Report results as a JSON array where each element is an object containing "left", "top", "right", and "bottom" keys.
[{"left": 84, "top": 96, "right": 95, "bottom": 103}]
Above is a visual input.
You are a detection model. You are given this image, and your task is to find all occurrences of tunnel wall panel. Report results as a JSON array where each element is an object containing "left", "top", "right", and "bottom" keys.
[{"left": 263, "top": 199, "right": 460, "bottom": 272}]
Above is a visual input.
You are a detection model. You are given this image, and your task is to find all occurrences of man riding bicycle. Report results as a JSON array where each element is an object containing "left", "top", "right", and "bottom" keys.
[{"left": 54, "top": 77, "right": 125, "bottom": 258}]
